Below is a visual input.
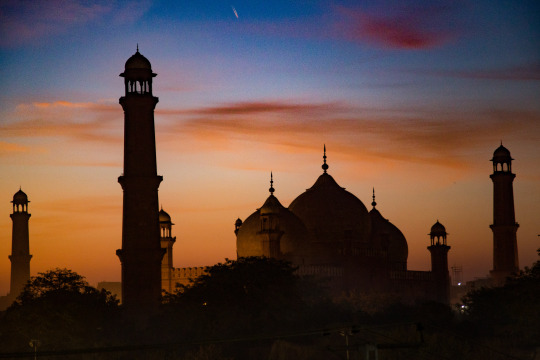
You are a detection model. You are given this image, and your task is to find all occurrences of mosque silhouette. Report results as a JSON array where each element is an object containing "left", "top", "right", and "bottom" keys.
[{"left": 2, "top": 50, "right": 520, "bottom": 310}]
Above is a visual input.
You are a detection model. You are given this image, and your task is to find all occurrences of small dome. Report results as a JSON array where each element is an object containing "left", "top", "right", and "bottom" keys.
[
  {"left": 430, "top": 221, "right": 446, "bottom": 237},
  {"left": 235, "top": 218, "right": 243, "bottom": 227},
  {"left": 125, "top": 50, "right": 152, "bottom": 71},
  {"left": 159, "top": 208, "right": 172, "bottom": 223},
  {"left": 237, "top": 195, "right": 311, "bottom": 262},
  {"left": 370, "top": 208, "right": 408, "bottom": 268},
  {"left": 12, "top": 189, "right": 28, "bottom": 204},
  {"left": 491, "top": 144, "right": 512, "bottom": 163}
]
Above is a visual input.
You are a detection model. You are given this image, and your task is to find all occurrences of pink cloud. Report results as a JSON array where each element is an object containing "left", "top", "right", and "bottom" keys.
[
  {"left": 158, "top": 100, "right": 539, "bottom": 168},
  {"left": 225, "top": 4, "right": 463, "bottom": 50},
  {"left": 332, "top": 4, "right": 461, "bottom": 49},
  {"left": 158, "top": 101, "right": 346, "bottom": 116}
]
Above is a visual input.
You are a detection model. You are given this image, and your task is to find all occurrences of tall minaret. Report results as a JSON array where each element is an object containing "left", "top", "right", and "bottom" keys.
[
  {"left": 159, "top": 208, "right": 176, "bottom": 294},
  {"left": 427, "top": 221, "right": 450, "bottom": 304},
  {"left": 490, "top": 144, "right": 519, "bottom": 285},
  {"left": 9, "top": 189, "right": 32, "bottom": 298},
  {"left": 116, "top": 48, "right": 164, "bottom": 310}
]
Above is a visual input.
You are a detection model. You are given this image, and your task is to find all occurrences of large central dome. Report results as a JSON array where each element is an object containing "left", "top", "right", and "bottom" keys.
[{"left": 289, "top": 172, "right": 371, "bottom": 251}]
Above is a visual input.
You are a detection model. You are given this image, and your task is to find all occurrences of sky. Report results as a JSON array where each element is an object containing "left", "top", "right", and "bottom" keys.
[{"left": 0, "top": 0, "right": 539, "bottom": 295}]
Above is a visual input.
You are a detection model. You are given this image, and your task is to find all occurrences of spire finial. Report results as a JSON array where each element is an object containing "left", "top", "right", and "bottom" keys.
[
  {"left": 269, "top": 172, "right": 275, "bottom": 195},
  {"left": 371, "top": 187, "right": 377, "bottom": 208},
  {"left": 322, "top": 144, "right": 329, "bottom": 173},
  {"left": 136, "top": 43, "right": 139, "bottom": 52}
]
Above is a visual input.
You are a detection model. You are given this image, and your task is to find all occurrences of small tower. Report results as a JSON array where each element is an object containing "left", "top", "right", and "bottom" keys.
[
  {"left": 258, "top": 173, "right": 284, "bottom": 258},
  {"left": 116, "top": 48, "right": 164, "bottom": 311},
  {"left": 428, "top": 221, "right": 450, "bottom": 304},
  {"left": 159, "top": 208, "right": 176, "bottom": 294},
  {"left": 489, "top": 144, "right": 519, "bottom": 285},
  {"left": 234, "top": 218, "right": 243, "bottom": 236},
  {"left": 9, "top": 189, "right": 32, "bottom": 298}
]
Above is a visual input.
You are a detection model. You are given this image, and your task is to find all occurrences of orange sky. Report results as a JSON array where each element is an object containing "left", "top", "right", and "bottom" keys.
[{"left": 0, "top": 99, "right": 539, "bottom": 295}]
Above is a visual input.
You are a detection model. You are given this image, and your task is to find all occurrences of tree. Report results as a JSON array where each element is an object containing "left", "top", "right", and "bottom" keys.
[
  {"left": 0, "top": 268, "right": 120, "bottom": 355},
  {"left": 14, "top": 268, "right": 117, "bottom": 305},
  {"left": 164, "top": 257, "right": 310, "bottom": 330},
  {"left": 460, "top": 250, "right": 540, "bottom": 355},
  {"left": 158, "top": 257, "right": 340, "bottom": 359}
]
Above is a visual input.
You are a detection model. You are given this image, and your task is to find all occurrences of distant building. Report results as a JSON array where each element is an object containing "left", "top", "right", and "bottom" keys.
[
  {"left": 0, "top": 189, "right": 32, "bottom": 310},
  {"left": 96, "top": 281, "right": 122, "bottom": 301},
  {"left": 451, "top": 144, "right": 521, "bottom": 303},
  {"left": 9, "top": 189, "right": 32, "bottom": 298},
  {"left": 490, "top": 144, "right": 519, "bottom": 285},
  {"left": 159, "top": 208, "right": 206, "bottom": 293},
  {"left": 234, "top": 149, "right": 451, "bottom": 304}
]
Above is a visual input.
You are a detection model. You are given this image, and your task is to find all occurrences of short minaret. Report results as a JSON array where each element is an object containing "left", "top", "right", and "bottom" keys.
[
  {"left": 428, "top": 221, "right": 450, "bottom": 304},
  {"left": 259, "top": 173, "right": 284, "bottom": 258},
  {"left": 489, "top": 144, "right": 519, "bottom": 285},
  {"left": 159, "top": 208, "right": 176, "bottom": 294},
  {"left": 116, "top": 48, "right": 164, "bottom": 311},
  {"left": 234, "top": 218, "right": 243, "bottom": 236},
  {"left": 9, "top": 189, "right": 32, "bottom": 298}
]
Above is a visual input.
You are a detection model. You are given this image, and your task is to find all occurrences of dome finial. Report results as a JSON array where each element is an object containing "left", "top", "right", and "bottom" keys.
[
  {"left": 322, "top": 144, "right": 329, "bottom": 173},
  {"left": 371, "top": 187, "right": 377, "bottom": 208},
  {"left": 269, "top": 172, "right": 275, "bottom": 195},
  {"left": 136, "top": 43, "right": 139, "bottom": 52}
]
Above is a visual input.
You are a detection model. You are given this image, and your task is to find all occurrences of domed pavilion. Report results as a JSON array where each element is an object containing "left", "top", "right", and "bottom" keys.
[{"left": 234, "top": 146, "right": 451, "bottom": 303}]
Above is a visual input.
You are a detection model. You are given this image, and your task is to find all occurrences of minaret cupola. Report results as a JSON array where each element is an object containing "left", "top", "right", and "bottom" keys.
[
  {"left": 120, "top": 45, "right": 157, "bottom": 96},
  {"left": 491, "top": 143, "right": 513, "bottom": 173},
  {"left": 429, "top": 220, "right": 447, "bottom": 246},
  {"left": 12, "top": 188, "right": 29, "bottom": 213}
]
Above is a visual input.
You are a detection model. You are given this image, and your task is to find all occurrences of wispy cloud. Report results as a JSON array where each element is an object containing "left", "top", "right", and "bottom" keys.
[
  {"left": 422, "top": 62, "right": 540, "bottom": 81},
  {"left": 39, "top": 196, "right": 121, "bottom": 215},
  {"left": 1, "top": 100, "right": 121, "bottom": 144},
  {"left": 0, "top": 141, "right": 29, "bottom": 156},
  {"left": 222, "top": 3, "right": 463, "bottom": 50},
  {"left": 3, "top": 99, "right": 538, "bottom": 169},
  {"left": 158, "top": 101, "right": 346, "bottom": 116},
  {"left": 0, "top": 0, "right": 150, "bottom": 47},
  {"left": 159, "top": 100, "right": 539, "bottom": 167},
  {"left": 332, "top": 4, "right": 462, "bottom": 49}
]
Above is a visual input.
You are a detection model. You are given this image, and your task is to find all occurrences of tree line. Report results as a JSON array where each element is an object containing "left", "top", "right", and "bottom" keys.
[{"left": 0, "top": 254, "right": 538, "bottom": 359}]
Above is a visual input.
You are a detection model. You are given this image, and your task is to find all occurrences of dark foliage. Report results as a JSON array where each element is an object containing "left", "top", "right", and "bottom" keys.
[
  {"left": 461, "top": 249, "right": 540, "bottom": 348},
  {"left": 1, "top": 255, "right": 537, "bottom": 359},
  {"left": 156, "top": 257, "right": 347, "bottom": 359},
  {"left": 0, "top": 268, "right": 120, "bottom": 357}
]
